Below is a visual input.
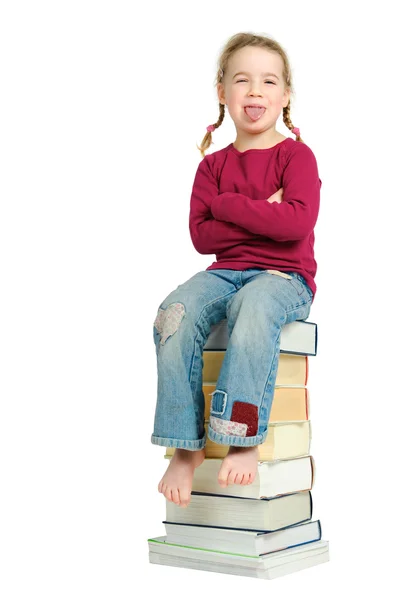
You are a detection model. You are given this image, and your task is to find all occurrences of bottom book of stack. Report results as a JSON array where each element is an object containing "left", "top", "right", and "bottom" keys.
[{"left": 149, "top": 532, "right": 329, "bottom": 580}]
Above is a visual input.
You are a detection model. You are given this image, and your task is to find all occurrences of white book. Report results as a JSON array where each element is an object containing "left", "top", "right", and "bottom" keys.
[
  {"left": 165, "top": 420, "right": 312, "bottom": 461},
  {"left": 148, "top": 539, "right": 329, "bottom": 580},
  {"left": 165, "top": 490, "right": 312, "bottom": 531},
  {"left": 204, "top": 319, "right": 317, "bottom": 356},
  {"left": 163, "top": 520, "right": 322, "bottom": 556},
  {"left": 190, "top": 456, "right": 315, "bottom": 499}
]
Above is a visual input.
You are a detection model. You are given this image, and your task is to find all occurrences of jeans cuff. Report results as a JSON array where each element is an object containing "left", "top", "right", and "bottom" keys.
[
  {"left": 151, "top": 432, "right": 206, "bottom": 450},
  {"left": 207, "top": 423, "right": 268, "bottom": 447}
]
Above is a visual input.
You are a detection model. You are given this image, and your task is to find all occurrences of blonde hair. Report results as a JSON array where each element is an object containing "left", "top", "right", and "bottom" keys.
[{"left": 197, "top": 32, "right": 303, "bottom": 158}]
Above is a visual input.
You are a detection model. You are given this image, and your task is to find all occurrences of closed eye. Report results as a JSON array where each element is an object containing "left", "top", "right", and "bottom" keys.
[{"left": 236, "top": 79, "right": 276, "bottom": 84}]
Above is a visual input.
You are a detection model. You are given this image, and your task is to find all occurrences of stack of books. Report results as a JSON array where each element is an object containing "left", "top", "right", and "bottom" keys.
[{"left": 148, "top": 319, "right": 329, "bottom": 579}]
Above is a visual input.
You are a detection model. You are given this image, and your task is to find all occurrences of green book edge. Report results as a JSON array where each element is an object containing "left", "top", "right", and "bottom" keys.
[{"left": 147, "top": 537, "right": 259, "bottom": 559}]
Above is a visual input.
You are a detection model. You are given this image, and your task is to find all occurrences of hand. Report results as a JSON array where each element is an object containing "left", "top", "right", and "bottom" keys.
[{"left": 266, "top": 187, "right": 283, "bottom": 204}]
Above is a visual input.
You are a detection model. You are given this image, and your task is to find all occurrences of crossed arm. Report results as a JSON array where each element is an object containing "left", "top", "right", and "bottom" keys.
[
  {"left": 189, "top": 158, "right": 264, "bottom": 255},
  {"left": 189, "top": 145, "right": 321, "bottom": 253}
]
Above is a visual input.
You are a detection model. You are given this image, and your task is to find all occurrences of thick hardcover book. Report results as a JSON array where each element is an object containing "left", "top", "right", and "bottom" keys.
[
  {"left": 165, "top": 421, "right": 311, "bottom": 461},
  {"left": 162, "top": 519, "right": 322, "bottom": 556},
  {"left": 188, "top": 455, "right": 315, "bottom": 499},
  {"left": 148, "top": 539, "right": 329, "bottom": 579},
  {"left": 203, "top": 384, "right": 309, "bottom": 422},
  {"left": 204, "top": 320, "right": 317, "bottom": 356},
  {"left": 165, "top": 490, "right": 312, "bottom": 531},
  {"left": 202, "top": 352, "right": 309, "bottom": 385}
]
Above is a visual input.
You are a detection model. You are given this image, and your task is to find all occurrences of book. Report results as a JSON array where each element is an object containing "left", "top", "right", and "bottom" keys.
[
  {"left": 162, "top": 519, "right": 322, "bottom": 556},
  {"left": 165, "top": 420, "right": 311, "bottom": 461},
  {"left": 148, "top": 539, "right": 329, "bottom": 579},
  {"left": 204, "top": 319, "right": 317, "bottom": 356},
  {"left": 188, "top": 455, "right": 314, "bottom": 499},
  {"left": 202, "top": 351, "right": 308, "bottom": 385},
  {"left": 165, "top": 490, "right": 312, "bottom": 531},
  {"left": 203, "top": 384, "right": 309, "bottom": 422}
]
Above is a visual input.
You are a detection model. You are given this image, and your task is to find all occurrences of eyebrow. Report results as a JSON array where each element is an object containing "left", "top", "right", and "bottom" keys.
[{"left": 232, "top": 71, "right": 279, "bottom": 80}]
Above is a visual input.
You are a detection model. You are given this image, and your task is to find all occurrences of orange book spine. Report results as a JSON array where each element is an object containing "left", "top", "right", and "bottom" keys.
[{"left": 305, "top": 388, "right": 309, "bottom": 420}]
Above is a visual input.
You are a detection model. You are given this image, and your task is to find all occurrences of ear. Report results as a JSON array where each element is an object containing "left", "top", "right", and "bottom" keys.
[
  {"left": 217, "top": 83, "right": 226, "bottom": 105},
  {"left": 282, "top": 87, "right": 291, "bottom": 108}
]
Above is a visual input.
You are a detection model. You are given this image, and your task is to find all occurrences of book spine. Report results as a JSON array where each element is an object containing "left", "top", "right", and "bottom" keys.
[{"left": 305, "top": 388, "right": 309, "bottom": 420}]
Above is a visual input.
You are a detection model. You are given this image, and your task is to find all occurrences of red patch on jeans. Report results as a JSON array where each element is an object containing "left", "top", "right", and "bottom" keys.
[{"left": 231, "top": 402, "right": 258, "bottom": 437}]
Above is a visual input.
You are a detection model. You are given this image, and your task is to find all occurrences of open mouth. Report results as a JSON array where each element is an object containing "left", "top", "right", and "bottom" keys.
[{"left": 244, "top": 106, "right": 266, "bottom": 121}]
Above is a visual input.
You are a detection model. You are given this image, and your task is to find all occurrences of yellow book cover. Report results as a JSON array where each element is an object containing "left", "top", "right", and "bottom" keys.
[
  {"left": 202, "top": 352, "right": 308, "bottom": 385},
  {"left": 203, "top": 385, "right": 309, "bottom": 422},
  {"left": 165, "top": 421, "right": 311, "bottom": 461}
]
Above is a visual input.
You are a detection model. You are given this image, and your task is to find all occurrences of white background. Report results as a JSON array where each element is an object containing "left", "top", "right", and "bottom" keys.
[{"left": 1, "top": 0, "right": 399, "bottom": 597}]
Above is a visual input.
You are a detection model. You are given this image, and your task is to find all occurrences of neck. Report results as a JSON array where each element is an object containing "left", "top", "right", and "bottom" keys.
[{"left": 233, "top": 127, "right": 284, "bottom": 152}]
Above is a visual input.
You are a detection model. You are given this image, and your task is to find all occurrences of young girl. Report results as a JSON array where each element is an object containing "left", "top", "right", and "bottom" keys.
[{"left": 151, "top": 32, "right": 322, "bottom": 508}]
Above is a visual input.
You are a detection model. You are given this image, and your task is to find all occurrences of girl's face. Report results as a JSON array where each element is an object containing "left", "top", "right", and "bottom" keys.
[{"left": 217, "top": 46, "right": 290, "bottom": 139}]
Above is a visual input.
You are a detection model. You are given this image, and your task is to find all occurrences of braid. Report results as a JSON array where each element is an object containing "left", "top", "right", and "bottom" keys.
[
  {"left": 283, "top": 101, "right": 304, "bottom": 143},
  {"left": 196, "top": 102, "right": 226, "bottom": 159}
]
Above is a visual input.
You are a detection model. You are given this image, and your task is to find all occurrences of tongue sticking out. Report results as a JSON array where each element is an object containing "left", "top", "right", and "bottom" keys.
[{"left": 245, "top": 106, "right": 265, "bottom": 121}]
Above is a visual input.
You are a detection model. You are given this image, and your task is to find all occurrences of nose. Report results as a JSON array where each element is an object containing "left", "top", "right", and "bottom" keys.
[{"left": 247, "top": 84, "right": 263, "bottom": 97}]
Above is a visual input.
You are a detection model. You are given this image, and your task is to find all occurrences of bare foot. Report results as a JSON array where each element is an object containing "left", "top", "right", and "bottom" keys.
[
  {"left": 158, "top": 448, "right": 205, "bottom": 508},
  {"left": 217, "top": 446, "right": 259, "bottom": 488}
]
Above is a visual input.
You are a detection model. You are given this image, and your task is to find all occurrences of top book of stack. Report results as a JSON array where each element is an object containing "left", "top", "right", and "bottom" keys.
[{"left": 204, "top": 320, "right": 317, "bottom": 356}]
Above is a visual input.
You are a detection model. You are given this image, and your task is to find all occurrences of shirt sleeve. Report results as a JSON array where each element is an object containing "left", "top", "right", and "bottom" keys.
[
  {"left": 210, "top": 143, "right": 321, "bottom": 242},
  {"left": 189, "top": 155, "right": 262, "bottom": 254}
]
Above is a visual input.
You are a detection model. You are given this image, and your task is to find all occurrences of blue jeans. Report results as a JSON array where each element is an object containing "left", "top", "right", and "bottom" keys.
[{"left": 151, "top": 269, "right": 313, "bottom": 450}]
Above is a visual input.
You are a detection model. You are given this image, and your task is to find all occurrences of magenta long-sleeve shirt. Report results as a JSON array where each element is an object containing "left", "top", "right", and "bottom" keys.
[{"left": 189, "top": 137, "right": 322, "bottom": 299}]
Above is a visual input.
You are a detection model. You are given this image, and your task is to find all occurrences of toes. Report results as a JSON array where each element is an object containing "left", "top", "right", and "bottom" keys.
[
  {"left": 171, "top": 488, "right": 180, "bottom": 506},
  {"left": 234, "top": 472, "right": 244, "bottom": 485},
  {"left": 179, "top": 491, "right": 191, "bottom": 508},
  {"left": 241, "top": 473, "right": 250, "bottom": 485},
  {"left": 164, "top": 486, "right": 173, "bottom": 501},
  {"left": 218, "top": 466, "right": 231, "bottom": 488},
  {"left": 248, "top": 472, "right": 256, "bottom": 485},
  {"left": 227, "top": 470, "right": 238, "bottom": 486}
]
